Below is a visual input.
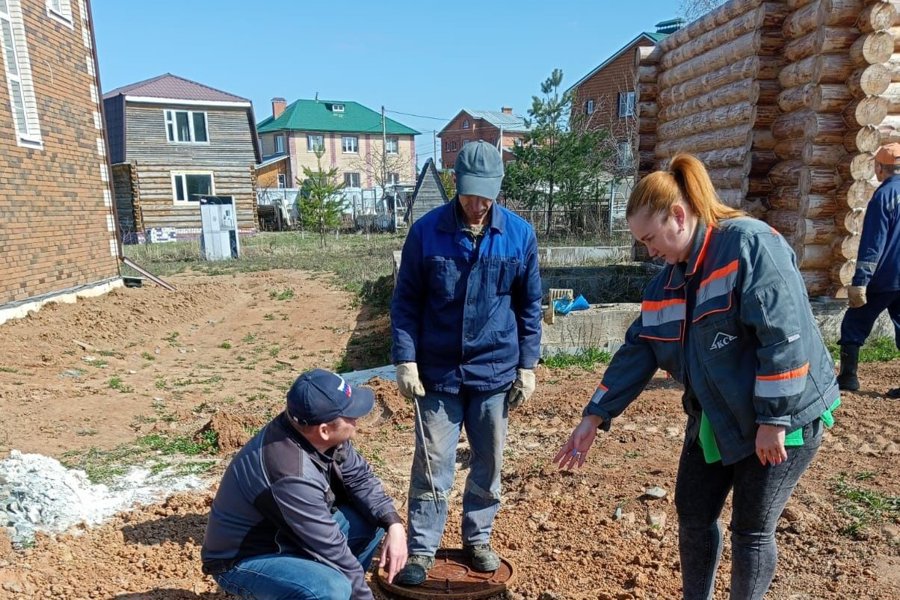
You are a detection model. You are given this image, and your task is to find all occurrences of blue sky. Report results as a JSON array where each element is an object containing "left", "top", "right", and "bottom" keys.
[{"left": 91, "top": 0, "right": 685, "bottom": 166}]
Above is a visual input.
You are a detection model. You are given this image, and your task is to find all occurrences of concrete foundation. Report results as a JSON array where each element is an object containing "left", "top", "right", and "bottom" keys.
[{"left": 540, "top": 299, "right": 895, "bottom": 356}]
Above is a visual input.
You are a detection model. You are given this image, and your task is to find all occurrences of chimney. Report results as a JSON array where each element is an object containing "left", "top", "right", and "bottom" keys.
[
  {"left": 272, "top": 97, "right": 286, "bottom": 119},
  {"left": 501, "top": 106, "right": 513, "bottom": 115}
]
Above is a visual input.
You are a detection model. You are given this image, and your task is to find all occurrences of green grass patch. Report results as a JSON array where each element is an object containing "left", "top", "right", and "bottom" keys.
[
  {"left": 141, "top": 351, "right": 156, "bottom": 361},
  {"left": 543, "top": 348, "right": 612, "bottom": 370},
  {"left": 828, "top": 337, "right": 900, "bottom": 363},
  {"left": 219, "top": 341, "right": 232, "bottom": 350},
  {"left": 831, "top": 473, "right": 900, "bottom": 539},
  {"left": 108, "top": 376, "right": 133, "bottom": 393},
  {"left": 269, "top": 288, "right": 295, "bottom": 301},
  {"left": 0, "top": 366, "right": 18, "bottom": 373},
  {"left": 138, "top": 430, "right": 218, "bottom": 456}
]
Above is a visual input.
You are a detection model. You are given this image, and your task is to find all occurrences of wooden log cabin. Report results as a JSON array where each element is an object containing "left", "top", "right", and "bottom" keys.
[
  {"left": 636, "top": 0, "right": 900, "bottom": 298},
  {"left": 103, "top": 73, "right": 262, "bottom": 240}
]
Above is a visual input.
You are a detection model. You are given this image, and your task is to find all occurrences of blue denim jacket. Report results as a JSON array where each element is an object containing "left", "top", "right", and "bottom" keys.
[
  {"left": 391, "top": 199, "right": 543, "bottom": 393},
  {"left": 852, "top": 174, "right": 900, "bottom": 292},
  {"left": 583, "top": 218, "right": 839, "bottom": 465}
]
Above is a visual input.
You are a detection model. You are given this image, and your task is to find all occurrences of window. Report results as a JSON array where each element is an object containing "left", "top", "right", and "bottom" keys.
[
  {"left": 344, "top": 172, "right": 360, "bottom": 187},
  {"left": 387, "top": 172, "right": 400, "bottom": 185},
  {"left": 618, "top": 91, "right": 636, "bottom": 118},
  {"left": 172, "top": 172, "right": 213, "bottom": 203},
  {"left": 331, "top": 103, "right": 344, "bottom": 113},
  {"left": 342, "top": 135, "right": 358, "bottom": 153},
  {"left": 585, "top": 99, "right": 595, "bottom": 115},
  {"left": 463, "top": 139, "right": 472, "bottom": 146},
  {"left": 277, "top": 173, "right": 286, "bottom": 189},
  {"left": 450, "top": 140, "right": 458, "bottom": 151},
  {"left": 462, "top": 119, "right": 469, "bottom": 129},
  {"left": 46, "top": 0, "right": 72, "bottom": 26},
  {"left": 1, "top": 0, "right": 42, "bottom": 147},
  {"left": 385, "top": 136, "right": 398, "bottom": 154},
  {"left": 617, "top": 141, "right": 633, "bottom": 169},
  {"left": 165, "top": 110, "right": 208, "bottom": 143},
  {"left": 307, "top": 134, "right": 324, "bottom": 152},
  {"left": 274, "top": 134, "right": 285, "bottom": 154}
]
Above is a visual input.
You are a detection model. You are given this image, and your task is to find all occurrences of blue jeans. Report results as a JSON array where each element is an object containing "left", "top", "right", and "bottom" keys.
[
  {"left": 839, "top": 290, "right": 900, "bottom": 348},
  {"left": 675, "top": 419, "right": 822, "bottom": 600},
  {"left": 213, "top": 505, "right": 384, "bottom": 600},
  {"left": 407, "top": 387, "right": 508, "bottom": 556}
]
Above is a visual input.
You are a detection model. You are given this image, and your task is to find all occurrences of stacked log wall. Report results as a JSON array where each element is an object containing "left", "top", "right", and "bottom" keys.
[{"left": 635, "top": 0, "right": 900, "bottom": 297}]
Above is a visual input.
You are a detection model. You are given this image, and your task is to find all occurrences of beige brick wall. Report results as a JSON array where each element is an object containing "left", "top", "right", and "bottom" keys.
[
  {"left": 0, "top": 0, "right": 119, "bottom": 306},
  {"left": 288, "top": 132, "right": 416, "bottom": 187}
]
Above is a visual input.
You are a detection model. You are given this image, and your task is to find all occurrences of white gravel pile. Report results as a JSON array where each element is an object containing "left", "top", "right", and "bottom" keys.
[{"left": 0, "top": 450, "right": 206, "bottom": 547}]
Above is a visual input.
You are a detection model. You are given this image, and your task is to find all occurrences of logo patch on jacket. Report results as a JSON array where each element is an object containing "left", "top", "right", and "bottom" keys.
[{"left": 710, "top": 331, "right": 737, "bottom": 351}]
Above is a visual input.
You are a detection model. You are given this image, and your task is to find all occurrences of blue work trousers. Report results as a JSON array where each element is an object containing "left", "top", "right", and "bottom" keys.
[{"left": 406, "top": 387, "right": 509, "bottom": 556}]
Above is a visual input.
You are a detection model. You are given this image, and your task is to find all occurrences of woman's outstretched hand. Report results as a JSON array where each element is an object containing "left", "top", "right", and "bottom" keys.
[{"left": 553, "top": 414, "right": 603, "bottom": 470}]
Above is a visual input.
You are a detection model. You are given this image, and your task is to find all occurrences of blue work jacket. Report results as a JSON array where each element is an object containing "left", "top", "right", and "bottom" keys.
[
  {"left": 391, "top": 199, "right": 543, "bottom": 393},
  {"left": 584, "top": 218, "right": 839, "bottom": 465},
  {"left": 852, "top": 175, "right": 900, "bottom": 292}
]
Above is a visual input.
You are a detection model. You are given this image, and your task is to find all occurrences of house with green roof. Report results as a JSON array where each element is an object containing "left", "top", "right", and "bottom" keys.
[
  {"left": 257, "top": 98, "right": 419, "bottom": 190},
  {"left": 566, "top": 19, "right": 682, "bottom": 174}
]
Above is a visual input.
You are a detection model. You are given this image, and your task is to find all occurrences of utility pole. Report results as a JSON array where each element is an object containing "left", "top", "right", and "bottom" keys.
[
  {"left": 382, "top": 105, "right": 394, "bottom": 233},
  {"left": 433, "top": 130, "right": 437, "bottom": 168}
]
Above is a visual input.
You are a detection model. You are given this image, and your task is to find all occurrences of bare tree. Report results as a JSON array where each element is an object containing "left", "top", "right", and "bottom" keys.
[
  {"left": 679, "top": 0, "right": 727, "bottom": 20},
  {"left": 351, "top": 146, "right": 412, "bottom": 190}
]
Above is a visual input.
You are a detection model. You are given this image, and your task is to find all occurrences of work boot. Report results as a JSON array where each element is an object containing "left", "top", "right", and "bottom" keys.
[
  {"left": 886, "top": 387, "right": 900, "bottom": 399},
  {"left": 837, "top": 345, "right": 860, "bottom": 392},
  {"left": 464, "top": 543, "right": 500, "bottom": 572},
  {"left": 394, "top": 555, "right": 434, "bottom": 586}
]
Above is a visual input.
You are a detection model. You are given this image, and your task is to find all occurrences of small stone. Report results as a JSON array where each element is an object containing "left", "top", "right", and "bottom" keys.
[
  {"left": 646, "top": 512, "right": 667, "bottom": 529},
  {"left": 613, "top": 506, "right": 623, "bottom": 520},
  {"left": 644, "top": 486, "right": 667, "bottom": 499},
  {"left": 882, "top": 523, "right": 900, "bottom": 544}
]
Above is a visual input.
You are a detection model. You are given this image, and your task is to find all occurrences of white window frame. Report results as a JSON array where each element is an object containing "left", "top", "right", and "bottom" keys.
[
  {"left": 387, "top": 172, "right": 400, "bottom": 185},
  {"left": 46, "top": 0, "right": 73, "bottom": 27},
  {"left": 1, "top": 0, "right": 42, "bottom": 148},
  {"left": 462, "top": 119, "right": 469, "bottom": 129},
  {"left": 618, "top": 91, "right": 636, "bottom": 118},
  {"left": 585, "top": 99, "right": 595, "bottom": 115},
  {"left": 277, "top": 173, "right": 286, "bottom": 188},
  {"left": 307, "top": 134, "right": 324, "bottom": 152},
  {"left": 274, "top": 133, "right": 285, "bottom": 154},
  {"left": 171, "top": 171, "right": 215, "bottom": 204},
  {"left": 331, "top": 103, "right": 344, "bottom": 113},
  {"left": 344, "top": 172, "right": 360, "bottom": 188},
  {"left": 342, "top": 135, "right": 358, "bottom": 154},
  {"left": 164, "top": 109, "right": 209, "bottom": 144},
  {"left": 385, "top": 136, "right": 399, "bottom": 155}
]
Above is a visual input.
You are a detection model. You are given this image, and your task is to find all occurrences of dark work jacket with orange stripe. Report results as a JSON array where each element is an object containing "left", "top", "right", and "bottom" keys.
[{"left": 583, "top": 217, "right": 839, "bottom": 465}]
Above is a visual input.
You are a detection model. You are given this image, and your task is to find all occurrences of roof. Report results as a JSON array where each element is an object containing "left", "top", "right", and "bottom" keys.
[
  {"left": 257, "top": 99, "right": 420, "bottom": 135},
  {"left": 103, "top": 73, "right": 251, "bottom": 105},
  {"left": 565, "top": 32, "right": 667, "bottom": 94},
  {"left": 256, "top": 154, "right": 289, "bottom": 169},
  {"left": 437, "top": 109, "right": 530, "bottom": 137}
]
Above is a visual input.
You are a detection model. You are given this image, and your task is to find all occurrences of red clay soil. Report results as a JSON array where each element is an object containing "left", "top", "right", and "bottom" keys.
[{"left": 0, "top": 271, "right": 897, "bottom": 599}]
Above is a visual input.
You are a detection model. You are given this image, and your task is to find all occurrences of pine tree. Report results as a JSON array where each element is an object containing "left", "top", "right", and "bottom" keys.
[{"left": 296, "top": 149, "right": 345, "bottom": 248}]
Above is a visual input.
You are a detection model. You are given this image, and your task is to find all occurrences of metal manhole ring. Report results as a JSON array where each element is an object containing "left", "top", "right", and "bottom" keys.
[{"left": 376, "top": 548, "right": 515, "bottom": 599}]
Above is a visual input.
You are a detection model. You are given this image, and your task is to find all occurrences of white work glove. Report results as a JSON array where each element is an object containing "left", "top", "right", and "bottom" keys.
[
  {"left": 395, "top": 362, "right": 425, "bottom": 399},
  {"left": 506, "top": 368, "right": 536, "bottom": 410},
  {"left": 848, "top": 286, "right": 867, "bottom": 309}
]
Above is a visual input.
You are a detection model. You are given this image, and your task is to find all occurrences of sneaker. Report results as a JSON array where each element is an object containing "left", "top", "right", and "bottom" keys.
[
  {"left": 394, "top": 554, "right": 434, "bottom": 586},
  {"left": 464, "top": 543, "right": 500, "bottom": 572}
]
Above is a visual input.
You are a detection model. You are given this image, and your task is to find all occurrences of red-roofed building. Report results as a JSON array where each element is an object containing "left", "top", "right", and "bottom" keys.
[{"left": 103, "top": 73, "right": 261, "bottom": 238}]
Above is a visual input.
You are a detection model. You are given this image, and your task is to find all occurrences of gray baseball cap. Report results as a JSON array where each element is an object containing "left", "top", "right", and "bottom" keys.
[{"left": 455, "top": 140, "right": 504, "bottom": 200}]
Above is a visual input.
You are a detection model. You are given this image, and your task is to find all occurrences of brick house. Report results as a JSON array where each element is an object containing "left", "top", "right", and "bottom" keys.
[
  {"left": 0, "top": 0, "right": 121, "bottom": 323},
  {"left": 567, "top": 20, "right": 682, "bottom": 173},
  {"left": 256, "top": 98, "right": 419, "bottom": 190},
  {"left": 438, "top": 108, "right": 529, "bottom": 170},
  {"left": 103, "top": 73, "right": 262, "bottom": 238}
]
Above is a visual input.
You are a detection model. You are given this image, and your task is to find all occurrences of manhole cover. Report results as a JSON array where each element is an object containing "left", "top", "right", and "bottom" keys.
[{"left": 376, "top": 548, "right": 515, "bottom": 599}]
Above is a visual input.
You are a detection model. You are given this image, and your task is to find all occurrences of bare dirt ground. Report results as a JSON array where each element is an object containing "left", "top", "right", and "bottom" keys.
[{"left": 0, "top": 271, "right": 898, "bottom": 599}]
